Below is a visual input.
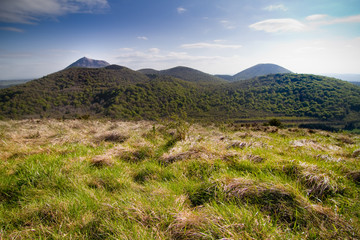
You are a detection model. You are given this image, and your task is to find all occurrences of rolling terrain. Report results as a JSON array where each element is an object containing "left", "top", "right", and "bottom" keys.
[{"left": 0, "top": 63, "right": 360, "bottom": 128}]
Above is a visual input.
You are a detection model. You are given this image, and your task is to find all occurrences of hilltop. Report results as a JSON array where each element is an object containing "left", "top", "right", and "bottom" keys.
[
  {"left": 139, "top": 66, "right": 226, "bottom": 83},
  {"left": 233, "top": 63, "right": 292, "bottom": 81},
  {"left": 216, "top": 63, "right": 292, "bottom": 81},
  {"left": 66, "top": 57, "right": 110, "bottom": 69}
]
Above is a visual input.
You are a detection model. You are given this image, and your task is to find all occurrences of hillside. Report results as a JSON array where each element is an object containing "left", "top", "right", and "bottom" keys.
[
  {"left": 140, "top": 66, "right": 226, "bottom": 84},
  {"left": 231, "top": 63, "right": 292, "bottom": 81},
  {"left": 66, "top": 57, "right": 110, "bottom": 69},
  {"left": 0, "top": 119, "right": 359, "bottom": 239},
  {"left": 0, "top": 67, "right": 360, "bottom": 126},
  {"left": 138, "top": 68, "right": 160, "bottom": 75}
]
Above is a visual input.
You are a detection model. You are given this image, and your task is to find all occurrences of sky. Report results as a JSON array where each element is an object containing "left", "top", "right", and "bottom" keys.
[{"left": 0, "top": 0, "right": 360, "bottom": 80}]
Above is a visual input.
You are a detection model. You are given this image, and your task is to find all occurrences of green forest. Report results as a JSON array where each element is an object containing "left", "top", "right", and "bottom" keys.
[{"left": 1, "top": 66, "right": 360, "bottom": 126}]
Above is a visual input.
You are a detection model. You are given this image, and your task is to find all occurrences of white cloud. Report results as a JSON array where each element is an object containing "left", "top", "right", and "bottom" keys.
[
  {"left": 332, "top": 14, "right": 360, "bottom": 24},
  {"left": 177, "top": 7, "right": 186, "bottom": 14},
  {"left": 306, "top": 14, "right": 360, "bottom": 25},
  {"left": 137, "top": 36, "right": 148, "bottom": 40},
  {"left": 0, "top": 0, "right": 109, "bottom": 24},
  {"left": 118, "top": 48, "right": 134, "bottom": 52},
  {"left": 0, "top": 27, "right": 24, "bottom": 32},
  {"left": 181, "top": 42, "right": 242, "bottom": 49},
  {"left": 264, "top": 4, "right": 287, "bottom": 11},
  {"left": 214, "top": 39, "right": 226, "bottom": 43},
  {"left": 148, "top": 48, "right": 160, "bottom": 53},
  {"left": 249, "top": 18, "right": 305, "bottom": 33},
  {"left": 252, "top": 14, "right": 360, "bottom": 33},
  {"left": 114, "top": 48, "right": 228, "bottom": 72},
  {"left": 306, "top": 14, "right": 329, "bottom": 21}
]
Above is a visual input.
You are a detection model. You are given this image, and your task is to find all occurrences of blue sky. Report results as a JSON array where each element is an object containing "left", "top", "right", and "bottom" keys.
[{"left": 0, "top": 0, "right": 359, "bottom": 80}]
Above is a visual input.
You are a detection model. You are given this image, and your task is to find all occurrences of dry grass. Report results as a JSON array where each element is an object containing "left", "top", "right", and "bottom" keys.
[
  {"left": 1, "top": 119, "right": 359, "bottom": 239},
  {"left": 298, "top": 162, "right": 340, "bottom": 199},
  {"left": 167, "top": 210, "right": 211, "bottom": 240},
  {"left": 90, "top": 155, "right": 114, "bottom": 167}
]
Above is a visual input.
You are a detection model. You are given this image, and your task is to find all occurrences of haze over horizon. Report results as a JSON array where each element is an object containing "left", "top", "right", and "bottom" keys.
[{"left": 0, "top": 0, "right": 359, "bottom": 80}]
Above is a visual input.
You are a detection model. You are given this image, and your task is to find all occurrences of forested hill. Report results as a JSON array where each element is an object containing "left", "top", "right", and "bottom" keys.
[
  {"left": 139, "top": 66, "right": 226, "bottom": 84},
  {"left": 232, "top": 63, "right": 292, "bottom": 81},
  {"left": 0, "top": 66, "right": 360, "bottom": 123}
]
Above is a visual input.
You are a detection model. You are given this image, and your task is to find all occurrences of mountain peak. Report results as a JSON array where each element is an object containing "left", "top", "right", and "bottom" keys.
[
  {"left": 66, "top": 57, "right": 110, "bottom": 69},
  {"left": 232, "top": 63, "right": 292, "bottom": 81}
]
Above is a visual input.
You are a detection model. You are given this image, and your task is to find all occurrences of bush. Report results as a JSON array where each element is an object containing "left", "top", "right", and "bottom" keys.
[{"left": 268, "top": 118, "right": 282, "bottom": 127}]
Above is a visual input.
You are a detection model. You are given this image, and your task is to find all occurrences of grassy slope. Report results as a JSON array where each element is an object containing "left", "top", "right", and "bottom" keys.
[{"left": 0, "top": 119, "right": 359, "bottom": 239}]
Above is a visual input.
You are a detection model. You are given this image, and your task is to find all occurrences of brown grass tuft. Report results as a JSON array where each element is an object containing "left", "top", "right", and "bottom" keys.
[
  {"left": 298, "top": 163, "right": 339, "bottom": 199},
  {"left": 90, "top": 155, "right": 114, "bottom": 167},
  {"left": 220, "top": 178, "right": 304, "bottom": 225},
  {"left": 161, "top": 148, "right": 214, "bottom": 165},
  {"left": 336, "top": 135, "right": 355, "bottom": 145},
  {"left": 346, "top": 171, "right": 360, "bottom": 184},
  {"left": 226, "top": 141, "right": 251, "bottom": 150},
  {"left": 352, "top": 149, "right": 360, "bottom": 158},
  {"left": 167, "top": 210, "right": 210, "bottom": 240},
  {"left": 246, "top": 154, "right": 264, "bottom": 163},
  {"left": 115, "top": 146, "right": 154, "bottom": 163},
  {"left": 96, "top": 131, "right": 129, "bottom": 143}
]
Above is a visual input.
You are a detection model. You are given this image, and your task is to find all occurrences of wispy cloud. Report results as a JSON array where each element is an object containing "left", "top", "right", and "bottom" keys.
[
  {"left": 0, "top": 27, "right": 24, "bottom": 32},
  {"left": 220, "top": 20, "right": 236, "bottom": 29},
  {"left": 115, "top": 48, "right": 225, "bottom": 70},
  {"left": 0, "top": 0, "right": 109, "bottom": 24},
  {"left": 252, "top": 14, "right": 360, "bottom": 33},
  {"left": 118, "top": 48, "right": 134, "bottom": 52},
  {"left": 137, "top": 36, "right": 148, "bottom": 40},
  {"left": 331, "top": 14, "right": 360, "bottom": 24},
  {"left": 181, "top": 42, "right": 242, "bottom": 49},
  {"left": 264, "top": 4, "right": 287, "bottom": 11},
  {"left": 306, "top": 14, "right": 360, "bottom": 25},
  {"left": 249, "top": 18, "right": 305, "bottom": 33},
  {"left": 148, "top": 48, "right": 160, "bottom": 53},
  {"left": 177, "top": 7, "right": 186, "bottom": 14},
  {"left": 306, "top": 14, "right": 329, "bottom": 21}
]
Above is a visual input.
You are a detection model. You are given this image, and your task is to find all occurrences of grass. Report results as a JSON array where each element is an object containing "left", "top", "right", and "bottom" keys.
[{"left": 0, "top": 119, "right": 359, "bottom": 239}]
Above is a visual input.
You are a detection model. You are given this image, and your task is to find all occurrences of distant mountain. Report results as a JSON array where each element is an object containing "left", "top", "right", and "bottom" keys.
[
  {"left": 0, "top": 79, "right": 33, "bottom": 89},
  {"left": 66, "top": 57, "right": 110, "bottom": 69},
  {"left": 138, "top": 68, "right": 160, "bottom": 75},
  {"left": 323, "top": 73, "right": 360, "bottom": 82},
  {"left": 232, "top": 63, "right": 292, "bottom": 81},
  {"left": 139, "top": 66, "right": 226, "bottom": 83},
  {"left": 351, "top": 82, "right": 360, "bottom": 86},
  {"left": 214, "top": 74, "right": 233, "bottom": 81}
]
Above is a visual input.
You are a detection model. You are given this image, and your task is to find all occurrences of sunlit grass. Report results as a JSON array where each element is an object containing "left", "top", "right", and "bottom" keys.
[{"left": 0, "top": 119, "right": 359, "bottom": 239}]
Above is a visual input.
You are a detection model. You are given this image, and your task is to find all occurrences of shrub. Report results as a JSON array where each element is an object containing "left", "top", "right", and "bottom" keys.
[{"left": 268, "top": 118, "right": 282, "bottom": 127}]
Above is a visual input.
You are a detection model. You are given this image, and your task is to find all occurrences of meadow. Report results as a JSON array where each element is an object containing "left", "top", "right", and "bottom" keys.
[{"left": 0, "top": 119, "right": 359, "bottom": 239}]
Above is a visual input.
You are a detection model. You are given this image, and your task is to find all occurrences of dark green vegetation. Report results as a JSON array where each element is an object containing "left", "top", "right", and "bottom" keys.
[
  {"left": 138, "top": 66, "right": 226, "bottom": 83},
  {"left": 0, "top": 119, "right": 360, "bottom": 239},
  {"left": 1, "top": 65, "right": 360, "bottom": 127}
]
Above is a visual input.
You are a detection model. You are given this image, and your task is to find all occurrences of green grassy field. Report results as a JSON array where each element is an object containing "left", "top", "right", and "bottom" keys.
[{"left": 0, "top": 119, "right": 359, "bottom": 239}]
